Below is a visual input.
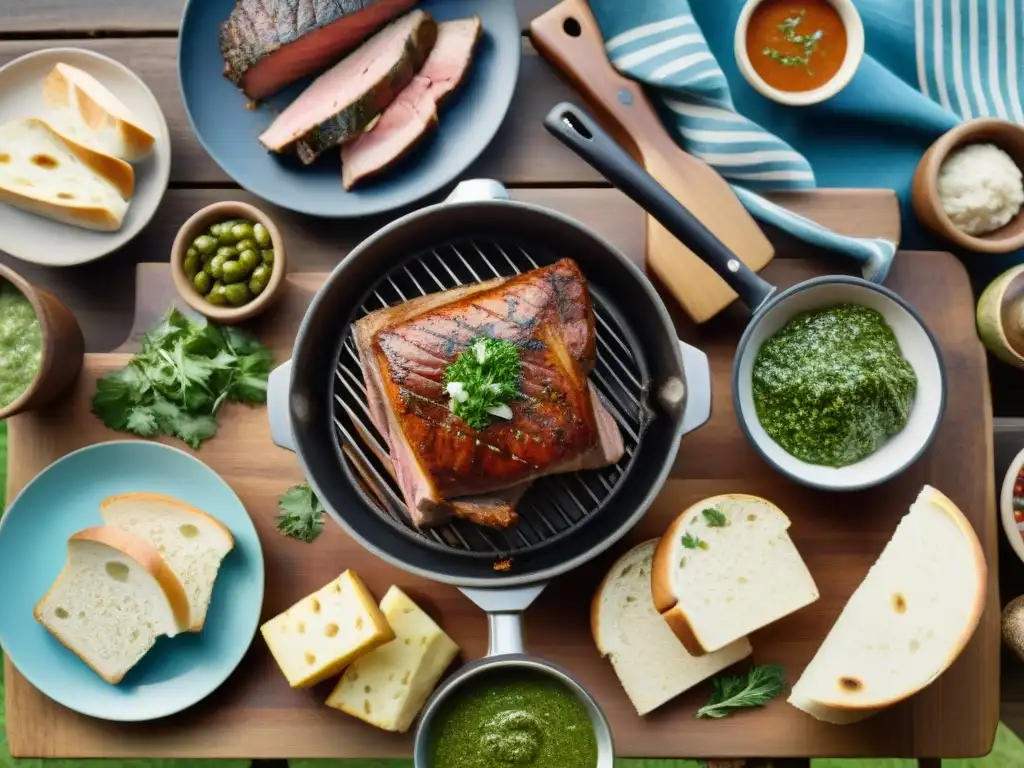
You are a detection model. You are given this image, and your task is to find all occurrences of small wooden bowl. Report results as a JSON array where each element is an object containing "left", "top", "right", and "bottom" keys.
[
  {"left": 912, "top": 119, "right": 1024, "bottom": 253},
  {"left": 170, "top": 201, "right": 287, "bottom": 324},
  {"left": 977, "top": 264, "right": 1024, "bottom": 369},
  {"left": 0, "top": 263, "right": 84, "bottom": 420}
]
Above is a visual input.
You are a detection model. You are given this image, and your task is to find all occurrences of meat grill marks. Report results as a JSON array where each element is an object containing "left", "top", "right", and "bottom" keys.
[
  {"left": 220, "top": 0, "right": 420, "bottom": 100},
  {"left": 258, "top": 9, "right": 437, "bottom": 164},
  {"left": 341, "top": 16, "right": 482, "bottom": 189},
  {"left": 372, "top": 259, "right": 610, "bottom": 502}
]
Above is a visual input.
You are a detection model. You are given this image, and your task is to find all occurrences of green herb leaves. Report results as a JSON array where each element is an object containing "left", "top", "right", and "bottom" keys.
[
  {"left": 91, "top": 309, "right": 272, "bottom": 449},
  {"left": 702, "top": 508, "right": 728, "bottom": 527},
  {"left": 762, "top": 9, "right": 824, "bottom": 70},
  {"left": 276, "top": 483, "right": 325, "bottom": 543},
  {"left": 681, "top": 533, "right": 707, "bottom": 550},
  {"left": 443, "top": 336, "right": 521, "bottom": 430},
  {"left": 696, "top": 664, "right": 786, "bottom": 719}
]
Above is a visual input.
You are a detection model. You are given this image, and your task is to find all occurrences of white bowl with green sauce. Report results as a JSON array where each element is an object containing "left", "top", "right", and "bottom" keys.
[{"left": 734, "top": 277, "right": 945, "bottom": 491}]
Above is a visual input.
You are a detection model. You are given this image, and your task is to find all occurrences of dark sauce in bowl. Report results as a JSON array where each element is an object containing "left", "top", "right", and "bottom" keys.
[{"left": 428, "top": 668, "right": 598, "bottom": 768}]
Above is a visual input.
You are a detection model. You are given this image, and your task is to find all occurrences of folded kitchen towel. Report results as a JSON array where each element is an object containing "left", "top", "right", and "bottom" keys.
[{"left": 587, "top": 0, "right": 1024, "bottom": 283}]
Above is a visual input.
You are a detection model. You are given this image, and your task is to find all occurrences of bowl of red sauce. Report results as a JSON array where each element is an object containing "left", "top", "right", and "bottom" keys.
[{"left": 735, "top": 0, "right": 865, "bottom": 106}]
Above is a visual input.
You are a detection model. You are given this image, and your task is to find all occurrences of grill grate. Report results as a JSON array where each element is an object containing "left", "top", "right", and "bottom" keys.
[{"left": 331, "top": 239, "right": 651, "bottom": 559}]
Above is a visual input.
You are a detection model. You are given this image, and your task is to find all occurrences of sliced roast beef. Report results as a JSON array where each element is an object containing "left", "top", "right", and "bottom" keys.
[
  {"left": 362, "top": 260, "right": 624, "bottom": 525},
  {"left": 341, "top": 16, "right": 482, "bottom": 189},
  {"left": 258, "top": 9, "right": 436, "bottom": 164},
  {"left": 220, "top": 0, "right": 420, "bottom": 100}
]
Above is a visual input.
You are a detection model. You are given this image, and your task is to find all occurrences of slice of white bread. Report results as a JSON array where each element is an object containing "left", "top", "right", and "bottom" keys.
[
  {"left": 100, "top": 492, "right": 234, "bottom": 632},
  {"left": 788, "top": 485, "right": 987, "bottom": 724},
  {"left": 592, "top": 539, "right": 753, "bottom": 715},
  {"left": 42, "top": 62, "right": 156, "bottom": 162},
  {"left": 0, "top": 117, "right": 131, "bottom": 231},
  {"left": 652, "top": 494, "right": 820, "bottom": 655},
  {"left": 33, "top": 526, "right": 190, "bottom": 684}
]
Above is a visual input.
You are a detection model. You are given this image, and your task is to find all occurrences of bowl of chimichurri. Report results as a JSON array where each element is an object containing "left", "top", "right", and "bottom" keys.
[
  {"left": 734, "top": 277, "right": 945, "bottom": 491},
  {"left": 0, "top": 264, "right": 83, "bottom": 419},
  {"left": 415, "top": 657, "right": 612, "bottom": 768}
]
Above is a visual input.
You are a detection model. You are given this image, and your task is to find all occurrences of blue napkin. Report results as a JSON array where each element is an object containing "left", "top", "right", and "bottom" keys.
[{"left": 588, "top": 0, "right": 1024, "bottom": 283}]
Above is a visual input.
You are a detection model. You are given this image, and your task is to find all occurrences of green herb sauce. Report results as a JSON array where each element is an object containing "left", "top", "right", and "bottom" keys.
[
  {"left": 0, "top": 281, "right": 41, "bottom": 408},
  {"left": 751, "top": 304, "right": 917, "bottom": 467},
  {"left": 428, "top": 671, "right": 597, "bottom": 768}
]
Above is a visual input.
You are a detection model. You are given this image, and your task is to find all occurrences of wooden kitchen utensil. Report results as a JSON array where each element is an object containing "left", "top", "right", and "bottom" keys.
[{"left": 530, "top": 0, "right": 776, "bottom": 323}]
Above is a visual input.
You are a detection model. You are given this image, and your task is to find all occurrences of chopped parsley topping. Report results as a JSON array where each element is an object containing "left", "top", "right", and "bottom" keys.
[
  {"left": 762, "top": 10, "right": 824, "bottom": 70},
  {"left": 443, "top": 336, "right": 521, "bottom": 431},
  {"left": 702, "top": 508, "right": 729, "bottom": 527},
  {"left": 682, "top": 533, "right": 708, "bottom": 550}
]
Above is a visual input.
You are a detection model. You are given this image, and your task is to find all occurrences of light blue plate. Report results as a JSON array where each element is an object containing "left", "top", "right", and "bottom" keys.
[
  {"left": 0, "top": 441, "right": 264, "bottom": 722},
  {"left": 178, "top": 0, "right": 522, "bottom": 218}
]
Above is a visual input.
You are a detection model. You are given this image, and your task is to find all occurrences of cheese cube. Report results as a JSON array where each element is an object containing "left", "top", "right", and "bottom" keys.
[
  {"left": 326, "top": 586, "right": 460, "bottom": 732},
  {"left": 261, "top": 570, "right": 394, "bottom": 689}
]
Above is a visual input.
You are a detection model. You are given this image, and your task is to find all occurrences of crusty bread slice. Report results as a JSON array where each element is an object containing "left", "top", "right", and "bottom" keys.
[
  {"left": 42, "top": 62, "right": 156, "bottom": 162},
  {"left": 100, "top": 492, "right": 235, "bottom": 632},
  {"left": 34, "top": 526, "right": 190, "bottom": 684},
  {"left": 593, "top": 539, "right": 753, "bottom": 715},
  {"left": 652, "top": 494, "right": 819, "bottom": 655},
  {"left": 788, "top": 485, "right": 987, "bottom": 724},
  {"left": 0, "top": 117, "right": 131, "bottom": 231}
]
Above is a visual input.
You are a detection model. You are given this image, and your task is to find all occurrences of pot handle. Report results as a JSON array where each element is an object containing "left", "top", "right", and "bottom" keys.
[
  {"left": 460, "top": 584, "right": 547, "bottom": 657},
  {"left": 542, "top": 101, "right": 777, "bottom": 313},
  {"left": 677, "top": 341, "right": 712, "bottom": 437},
  {"left": 446, "top": 179, "right": 510, "bottom": 203},
  {"left": 268, "top": 360, "right": 296, "bottom": 452}
]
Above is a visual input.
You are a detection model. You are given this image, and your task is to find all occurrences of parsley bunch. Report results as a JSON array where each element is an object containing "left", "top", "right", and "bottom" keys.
[
  {"left": 443, "top": 336, "right": 521, "bottom": 430},
  {"left": 92, "top": 309, "right": 273, "bottom": 449}
]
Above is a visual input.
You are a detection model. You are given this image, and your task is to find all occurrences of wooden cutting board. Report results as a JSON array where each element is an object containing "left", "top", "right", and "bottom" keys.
[{"left": 4, "top": 252, "right": 997, "bottom": 760}]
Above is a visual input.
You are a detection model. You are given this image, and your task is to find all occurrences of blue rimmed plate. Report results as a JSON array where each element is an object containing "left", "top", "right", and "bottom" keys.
[
  {"left": 178, "top": 0, "right": 521, "bottom": 218},
  {"left": 0, "top": 441, "right": 264, "bottom": 722}
]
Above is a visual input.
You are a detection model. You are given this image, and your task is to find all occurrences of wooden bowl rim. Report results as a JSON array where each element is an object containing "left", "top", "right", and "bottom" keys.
[
  {"left": 0, "top": 263, "right": 54, "bottom": 419},
  {"left": 988, "top": 264, "right": 1024, "bottom": 361},
  {"left": 916, "top": 118, "right": 1024, "bottom": 253},
  {"left": 170, "top": 201, "right": 287, "bottom": 323}
]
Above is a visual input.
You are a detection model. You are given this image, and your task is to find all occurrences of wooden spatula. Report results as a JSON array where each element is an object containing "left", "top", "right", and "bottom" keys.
[{"left": 530, "top": 0, "right": 775, "bottom": 323}]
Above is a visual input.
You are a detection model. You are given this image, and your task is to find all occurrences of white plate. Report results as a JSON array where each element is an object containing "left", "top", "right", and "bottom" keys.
[
  {"left": 0, "top": 48, "right": 171, "bottom": 266},
  {"left": 1000, "top": 446, "right": 1024, "bottom": 566}
]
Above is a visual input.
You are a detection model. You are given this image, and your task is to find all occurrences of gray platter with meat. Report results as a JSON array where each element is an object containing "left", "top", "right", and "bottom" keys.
[{"left": 178, "top": 0, "right": 521, "bottom": 217}]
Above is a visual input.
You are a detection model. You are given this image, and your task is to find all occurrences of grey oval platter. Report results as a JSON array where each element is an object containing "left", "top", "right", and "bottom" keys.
[{"left": 178, "top": 0, "right": 521, "bottom": 219}]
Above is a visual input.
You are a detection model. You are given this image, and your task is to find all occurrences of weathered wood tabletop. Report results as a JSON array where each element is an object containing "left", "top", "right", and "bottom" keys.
[{"left": 4, "top": 1, "right": 1024, "bottom": 766}]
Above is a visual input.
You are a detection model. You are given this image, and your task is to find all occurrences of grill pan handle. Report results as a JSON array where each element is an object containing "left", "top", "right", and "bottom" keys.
[
  {"left": 677, "top": 341, "right": 712, "bottom": 437},
  {"left": 268, "top": 360, "right": 295, "bottom": 452},
  {"left": 461, "top": 584, "right": 547, "bottom": 657},
  {"left": 542, "top": 102, "right": 777, "bottom": 313},
  {"left": 446, "top": 179, "right": 510, "bottom": 203}
]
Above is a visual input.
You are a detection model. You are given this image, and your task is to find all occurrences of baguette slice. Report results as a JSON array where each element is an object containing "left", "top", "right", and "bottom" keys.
[
  {"left": 652, "top": 494, "right": 819, "bottom": 655},
  {"left": 261, "top": 570, "right": 395, "bottom": 689},
  {"left": 788, "top": 485, "right": 987, "bottom": 724},
  {"left": 593, "top": 539, "right": 753, "bottom": 715},
  {"left": 326, "top": 586, "right": 460, "bottom": 732},
  {"left": 34, "top": 526, "right": 190, "bottom": 684},
  {"left": 42, "top": 62, "right": 156, "bottom": 162},
  {"left": 100, "top": 492, "right": 235, "bottom": 632},
  {"left": 0, "top": 117, "right": 131, "bottom": 231}
]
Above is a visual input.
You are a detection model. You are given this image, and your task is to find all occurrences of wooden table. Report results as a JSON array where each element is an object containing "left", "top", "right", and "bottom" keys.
[{"left": 0, "top": 2, "right": 1015, "bottom": 766}]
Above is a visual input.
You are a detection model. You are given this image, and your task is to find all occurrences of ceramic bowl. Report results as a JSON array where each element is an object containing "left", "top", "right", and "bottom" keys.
[
  {"left": 0, "top": 262, "right": 83, "bottom": 420},
  {"left": 734, "top": 0, "right": 865, "bottom": 106},
  {"left": 734, "top": 277, "right": 946, "bottom": 491},
  {"left": 170, "top": 201, "right": 287, "bottom": 324},
  {"left": 912, "top": 119, "right": 1024, "bottom": 253},
  {"left": 1000, "top": 445, "right": 1024, "bottom": 567}
]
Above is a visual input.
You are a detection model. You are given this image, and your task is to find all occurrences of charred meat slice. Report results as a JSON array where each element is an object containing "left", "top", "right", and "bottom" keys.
[
  {"left": 220, "top": 0, "right": 420, "bottom": 100},
  {"left": 258, "top": 9, "right": 436, "bottom": 164},
  {"left": 341, "top": 16, "right": 482, "bottom": 190},
  {"left": 372, "top": 259, "right": 622, "bottom": 507}
]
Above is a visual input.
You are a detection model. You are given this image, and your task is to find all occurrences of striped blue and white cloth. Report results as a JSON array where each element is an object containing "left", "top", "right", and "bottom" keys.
[{"left": 587, "top": 0, "right": 1024, "bottom": 278}]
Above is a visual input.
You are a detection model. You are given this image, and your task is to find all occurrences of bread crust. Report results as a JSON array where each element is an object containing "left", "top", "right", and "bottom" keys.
[
  {"left": 100, "top": 492, "right": 235, "bottom": 631},
  {"left": 651, "top": 493, "right": 790, "bottom": 655},
  {"left": 591, "top": 538, "right": 661, "bottom": 657},
  {"left": 792, "top": 485, "right": 989, "bottom": 722},
  {"left": 50, "top": 125, "right": 135, "bottom": 199}
]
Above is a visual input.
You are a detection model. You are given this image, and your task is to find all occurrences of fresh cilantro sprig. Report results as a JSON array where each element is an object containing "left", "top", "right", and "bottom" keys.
[
  {"left": 91, "top": 308, "right": 273, "bottom": 449},
  {"left": 702, "top": 508, "right": 728, "bottom": 527},
  {"left": 276, "top": 483, "right": 325, "bottom": 543},
  {"left": 696, "top": 664, "right": 786, "bottom": 719},
  {"left": 682, "top": 532, "right": 708, "bottom": 550},
  {"left": 443, "top": 336, "right": 521, "bottom": 430}
]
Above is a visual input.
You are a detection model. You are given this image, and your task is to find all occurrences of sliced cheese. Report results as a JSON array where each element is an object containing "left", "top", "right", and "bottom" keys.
[
  {"left": 261, "top": 570, "right": 394, "bottom": 689},
  {"left": 42, "top": 62, "right": 156, "bottom": 162},
  {"left": 326, "top": 586, "right": 460, "bottom": 732}
]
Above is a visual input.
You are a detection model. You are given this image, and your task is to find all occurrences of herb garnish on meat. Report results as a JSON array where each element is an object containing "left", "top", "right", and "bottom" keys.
[
  {"left": 443, "top": 336, "right": 521, "bottom": 430},
  {"left": 91, "top": 308, "right": 272, "bottom": 449}
]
